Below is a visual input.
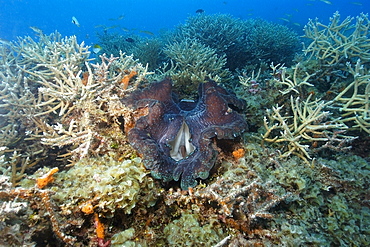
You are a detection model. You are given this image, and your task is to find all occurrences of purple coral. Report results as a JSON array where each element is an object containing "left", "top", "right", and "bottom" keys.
[{"left": 122, "top": 78, "right": 247, "bottom": 189}]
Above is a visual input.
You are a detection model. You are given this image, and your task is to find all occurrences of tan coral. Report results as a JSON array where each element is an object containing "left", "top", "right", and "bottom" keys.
[
  {"left": 262, "top": 95, "right": 353, "bottom": 163},
  {"left": 303, "top": 12, "right": 370, "bottom": 64}
]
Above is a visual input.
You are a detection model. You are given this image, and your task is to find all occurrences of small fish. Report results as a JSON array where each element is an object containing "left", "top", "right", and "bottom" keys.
[
  {"left": 293, "top": 22, "right": 301, "bottom": 27},
  {"left": 104, "top": 25, "right": 119, "bottom": 31},
  {"left": 126, "top": 37, "right": 135, "bottom": 43},
  {"left": 121, "top": 27, "right": 130, "bottom": 32},
  {"left": 279, "top": 18, "right": 290, "bottom": 22},
  {"left": 92, "top": 44, "right": 102, "bottom": 54},
  {"left": 319, "top": 0, "right": 332, "bottom": 5},
  {"left": 117, "top": 15, "right": 125, "bottom": 20},
  {"left": 94, "top": 25, "right": 105, "bottom": 29},
  {"left": 351, "top": 2, "right": 362, "bottom": 5},
  {"left": 195, "top": 9, "right": 205, "bottom": 14},
  {"left": 29, "top": 26, "right": 43, "bottom": 34},
  {"left": 72, "top": 16, "right": 80, "bottom": 27},
  {"left": 284, "top": 13, "right": 293, "bottom": 17},
  {"left": 139, "top": 30, "right": 154, "bottom": 35}
]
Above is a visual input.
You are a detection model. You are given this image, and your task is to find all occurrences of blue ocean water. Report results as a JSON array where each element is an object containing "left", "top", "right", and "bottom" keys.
[{"left": 1, "top": 0, "right": 368, "bottom": 45}]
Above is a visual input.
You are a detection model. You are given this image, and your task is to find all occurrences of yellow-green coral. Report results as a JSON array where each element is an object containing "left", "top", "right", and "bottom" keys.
[
  {"left": 51, "top": 155, "right": 157, "bottom": 216},
  {"left": 304, "top": 11, "right": 370, "bottom": 64},
  {"left": 163, "top": 212, "right": 226, "bottom": 246},
  {"left": 162, "top": 38, "right": 230, "bottom": 97}
]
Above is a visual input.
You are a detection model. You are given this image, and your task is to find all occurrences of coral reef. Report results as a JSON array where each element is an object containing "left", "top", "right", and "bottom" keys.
[
  {"left": 262, "top": 92, "right": 353, "bottom": 163},
  {"left": 173, "top": 14, "right": 300, "bottom": 70},
  {"left": 0, "top": 11, "right": 369, "bottom": 246},
  {"left": 332, "top": 60, "right": 370, "bottom": 133},
  {"left": 122, "top": 78, "right": 247, "bottom": 189}
]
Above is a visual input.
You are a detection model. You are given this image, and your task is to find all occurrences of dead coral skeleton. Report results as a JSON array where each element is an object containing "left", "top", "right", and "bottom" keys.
[
  {"left": 165, "top": 160, "right": 290, "bottom": 239},
  {"left": 0, "top": 175, "right": 76, "bottom": 245}
]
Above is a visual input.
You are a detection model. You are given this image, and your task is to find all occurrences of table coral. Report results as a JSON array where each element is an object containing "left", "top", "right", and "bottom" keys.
[{"left": 123, "top": 78, "right": 247, "bottom": 189}]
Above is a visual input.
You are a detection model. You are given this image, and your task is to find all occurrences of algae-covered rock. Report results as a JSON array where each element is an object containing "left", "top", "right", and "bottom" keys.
[{"left": 51, "top": 155, "right": 158, "bottom": 216}]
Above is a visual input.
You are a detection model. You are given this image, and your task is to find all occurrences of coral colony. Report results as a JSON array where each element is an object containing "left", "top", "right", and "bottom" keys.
[{"left": 0, "top": 12, "right": 369, "bottom": 246}]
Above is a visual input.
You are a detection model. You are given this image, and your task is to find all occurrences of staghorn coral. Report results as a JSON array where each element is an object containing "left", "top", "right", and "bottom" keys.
[
  {"left": 162, "top": 38, "right": 230, "bottom": 97},
  {"left": 0, "top": 31, "right": 154, "bottom": 244},
  {"left": 269, "top": 62, "right": 313, "bottom": 95},
  {"left": 332, "top": 60, "right": 370, "bottom": 133},
  {"left": 28, "top": 51, "right": 151, "bottom": 160},
  {"left": 262, "top": 94, "right": 354, "bottom": 163},
  {"left": 304, "top": 11, "right": 370, "bottom": 65},
  {"left": 0, "top": 13, "right": 369, "bottom": 246}
]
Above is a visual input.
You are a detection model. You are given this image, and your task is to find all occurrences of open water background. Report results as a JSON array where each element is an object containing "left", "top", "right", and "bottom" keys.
[{"left": 1, "top": 0, "right": 369, "bottom": 44}]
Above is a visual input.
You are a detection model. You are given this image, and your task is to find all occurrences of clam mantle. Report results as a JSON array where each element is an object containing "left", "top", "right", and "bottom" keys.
[{"left": 122, "top": 78, "right": 247, "bottom": 189}]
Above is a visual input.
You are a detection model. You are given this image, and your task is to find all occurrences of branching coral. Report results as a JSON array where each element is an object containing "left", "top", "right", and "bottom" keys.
[
  {"left": 270, "top": 62, "right": 313, "bottom": 95},
  {"left": 174, "top": 14, "right": 246, "bottom": 54},
  {"left": 262, "top": 95, "right": 354, "bottom": 163},
  {"left": 332, "top": 60, "right": 370, "bottom": 133},
  {"left": 304, "top": 11, "right": 370, "bottom": 65},
  {"left": 164, "top": 157, "right": 291, "bottom": 245},
  {"left": 174, "top": 14, "right": 299, "bottom": 70},
  {"left": 240, "top": 18, "right": 300, "bottom": 67},
  {"left": 0, "top": 30, "right": 152, "bottom": 183},
  {"left": 162, "top": 38, "right": 230, "bottom": 97}
]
